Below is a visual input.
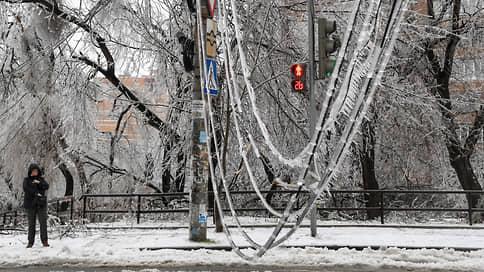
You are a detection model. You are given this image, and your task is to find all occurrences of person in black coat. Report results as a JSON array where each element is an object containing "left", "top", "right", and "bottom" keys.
[{"left": 23, "top": 163, "right": 49, "bottom": 248}]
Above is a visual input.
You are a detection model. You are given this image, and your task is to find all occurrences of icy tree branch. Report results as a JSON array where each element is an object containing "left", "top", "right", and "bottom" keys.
[{"left": 1, "top": 0, "right": 172, "bottom": 134}]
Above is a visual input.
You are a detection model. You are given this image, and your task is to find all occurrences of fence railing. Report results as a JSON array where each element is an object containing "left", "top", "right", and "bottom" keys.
[
  {"left": 1, "top": 210, "right": 18, "bottom": 228},
  {"left": 0, "top": 196, "right": 75, "bottom": 229},
  {"left": 2, "top": 190, "right": 483, "bottom": 229},
  {"left": 79, "top": 190, "right": 484, "bottom": 225}
]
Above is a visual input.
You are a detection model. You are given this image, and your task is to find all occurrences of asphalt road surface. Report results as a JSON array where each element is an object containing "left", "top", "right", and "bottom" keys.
[{"left": 0, "top": 266, "right": 463, "bottom": 272}]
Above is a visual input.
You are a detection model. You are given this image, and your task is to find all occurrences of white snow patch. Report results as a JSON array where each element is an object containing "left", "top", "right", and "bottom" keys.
[{"left": 1, "top": 222, "right": 484, "bottom": 270}]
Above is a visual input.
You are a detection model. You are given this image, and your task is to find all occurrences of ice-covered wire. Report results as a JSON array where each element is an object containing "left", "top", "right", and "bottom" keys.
[
  {"left": 217, "top": 0, "right": 367, "bottom": 257},
  {"left": 270, "top": 0, "right": 410, "bottom": 249},
  {"left": 219, "top": 0, "right": 364, "bottom": 257},
  {"left": 199, "top": 0, "right": 408, "bottom": 259},
  {"left": 230, "top": 0, "right": 405, "bottom": 254}
]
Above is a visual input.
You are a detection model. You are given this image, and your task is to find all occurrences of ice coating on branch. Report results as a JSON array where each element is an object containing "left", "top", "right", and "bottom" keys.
[
  {"left": 16, "top": 4, "right": 65, "bottom": 96},
  {"left": 228, "top": 0, "right": 313, "bottom": 167},
  {"left": 31, "top": 4, "right": 65, "bottom": 43}
]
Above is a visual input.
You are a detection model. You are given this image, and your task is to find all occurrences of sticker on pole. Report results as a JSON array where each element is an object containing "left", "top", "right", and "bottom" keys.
[
  {"left": 192, "top": 100, "right": 204, "bottom": 119},
  {"left": 198, "top": 213, "right": 207, "bottom": 224},
  {"left": 207, "top": 0, "right": 216, "bottom": 18},
  {"left": 204, "top": 59, "right": 218, "bottom": 96},
  {"left": 199, "top": 131, "right": 207, "bottom": 143}
]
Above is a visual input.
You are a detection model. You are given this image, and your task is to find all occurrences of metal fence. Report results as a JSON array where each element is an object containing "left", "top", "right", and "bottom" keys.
[
  {"left": 2, "top": 190, "right": 483, "bottom": 229},
  {"left": 1, "top": 210, "right": 18, "bottom": 228},
  {"left": 0, "top": 196, "right": 75, "bottom": 229},
  {"left": 79, "top": 190, "right": 484, "bottom": 225}
]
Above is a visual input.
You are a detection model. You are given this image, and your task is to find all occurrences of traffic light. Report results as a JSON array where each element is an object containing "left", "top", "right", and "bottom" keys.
[
  {"left": 290, "top": 63, "right": 307, "bottom": 91},
  {"left": 318, "top": 18, "right": 340, "bottom": 78}
]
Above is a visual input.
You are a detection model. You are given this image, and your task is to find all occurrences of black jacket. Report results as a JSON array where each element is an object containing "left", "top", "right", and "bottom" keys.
[{"left": 23, "top": 164, "right": 49, "bottom": 209}]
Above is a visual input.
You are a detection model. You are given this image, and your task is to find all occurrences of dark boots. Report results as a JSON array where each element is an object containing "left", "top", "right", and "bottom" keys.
[{"left": 26, "top": 242, "right": 49, "bottom": 248}]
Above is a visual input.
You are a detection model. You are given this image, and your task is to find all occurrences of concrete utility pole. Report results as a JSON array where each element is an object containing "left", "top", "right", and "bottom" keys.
[
  {"left": 308, "top": 0, "right": 318, "bottom": 238},
  {"left": 189, "top": 0, "right": 210, "bottom": 242}
]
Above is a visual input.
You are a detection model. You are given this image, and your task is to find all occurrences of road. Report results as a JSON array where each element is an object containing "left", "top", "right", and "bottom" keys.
[{"left": 0, "top": 266, "right": 463, "bottom": 272}]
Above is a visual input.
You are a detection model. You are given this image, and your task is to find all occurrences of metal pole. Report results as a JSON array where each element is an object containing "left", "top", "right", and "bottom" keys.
[
  {"left": 308, "top": 0, "right": 316, "bottom": 132},
  {"left": 70, "top": 197, "right": 74, "bottom": 222},
  {"left": 56, "top": 200, "right": 60, "bottom": 218},
  {"left": 82, "top": 196, "right": 87, "bottom": 222},
  {"left": 137, "top": 195, "right": 141, "bottom": 224},
  {"left": 189, "top": 1, "right": 210, "bottom": 242},
  {"left": 467, "top": 192, "right": 473, "bottom": 226},
  {"left": 380, "top": 191, "right": 384, "bottom": 224},
  {"left": 308, "top": 0, "right": 317, "bottom": 238}
]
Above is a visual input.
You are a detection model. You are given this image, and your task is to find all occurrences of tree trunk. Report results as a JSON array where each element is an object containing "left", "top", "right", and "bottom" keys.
[
  {"left": 58, "top": 162, "right": 74, "bottom": 197},
  {"left": 174, "top": 152, "right": 185, "bottom": 192},
  {"left": 260, "top": 152, "right": 277, "bottom": 205},
  {"left": 433, "top": 57, "right": 483, "bottom": 212},
  {"left": 161, "top": 169, "right": 171, "bottom": 193},
  {"left": 423, "top": 0, "right": 483, "bottom": 218},
  {"left": 52, "top": 146, "right": 74, "bottom": 197},
  {"left": 450, "top": 156, "right": 482, "bottom": 207},
  {"left": 359, "top": 120, "right": 380, "bottom": 219},
  {"left": 161, "top": 141, "right": 173, "bottom": 194},
  {"left": 72, "top": 155, "right": 89, "bottom": 194}
]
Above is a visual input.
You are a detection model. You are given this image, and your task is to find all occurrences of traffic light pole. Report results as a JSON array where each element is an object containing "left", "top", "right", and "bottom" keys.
[{"left": 308, "top": 0, "right": 318, "bottom": 238}]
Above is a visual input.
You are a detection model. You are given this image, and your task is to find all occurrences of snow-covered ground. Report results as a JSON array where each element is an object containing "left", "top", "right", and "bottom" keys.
[{"left": 1, "top": 218, "right": 484, "bottom": 271}]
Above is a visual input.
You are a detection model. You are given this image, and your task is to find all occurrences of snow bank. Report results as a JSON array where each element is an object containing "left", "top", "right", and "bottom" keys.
[
  {"left": 1, "top": 225, "right": 484, "bottom": 271},
  {"left": 1, "top": 245, "right": 484, "bottom": 271}
]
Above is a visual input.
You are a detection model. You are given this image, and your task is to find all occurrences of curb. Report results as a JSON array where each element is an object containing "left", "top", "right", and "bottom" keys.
[
  {"left": 140, "top": 244, "right": 484, "bottom": 252},
  {"left": 86, "top": 224, "right": 484, "bottom": 230}
]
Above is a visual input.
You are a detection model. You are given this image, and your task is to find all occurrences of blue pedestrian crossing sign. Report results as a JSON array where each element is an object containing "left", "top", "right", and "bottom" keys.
[{"left": 204, "top": 59, "right": 218, "bottom": 95}]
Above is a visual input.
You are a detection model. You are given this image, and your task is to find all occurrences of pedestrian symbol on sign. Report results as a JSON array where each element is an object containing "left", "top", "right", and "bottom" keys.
[
  {"left": 207, "top": 62, "right": 217, "bottom": 90},
  {"left": 204, "top": 59, "right": 218, "bottom": 95}
]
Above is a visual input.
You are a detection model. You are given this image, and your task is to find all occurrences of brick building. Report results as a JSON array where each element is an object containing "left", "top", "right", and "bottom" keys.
[{"left": 95, "top": 75, "right": 168, "bottom": 142}]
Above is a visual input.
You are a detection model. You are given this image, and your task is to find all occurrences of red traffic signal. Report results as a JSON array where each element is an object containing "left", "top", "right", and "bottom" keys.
[
  {"left": 291, "top": 64, "right": 305, "bottom": 77},
  {"left": 290, "top": 63, "right": 306, "bottom": 91}
]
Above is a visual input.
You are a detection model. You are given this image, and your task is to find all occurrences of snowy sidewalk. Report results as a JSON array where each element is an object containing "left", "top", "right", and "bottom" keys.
[
  {"left": 81, "top": 225, "right": 484, "bottom": 251},
  {"left": 1, "top": 222, "right": 484, "bottom": 270}
]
